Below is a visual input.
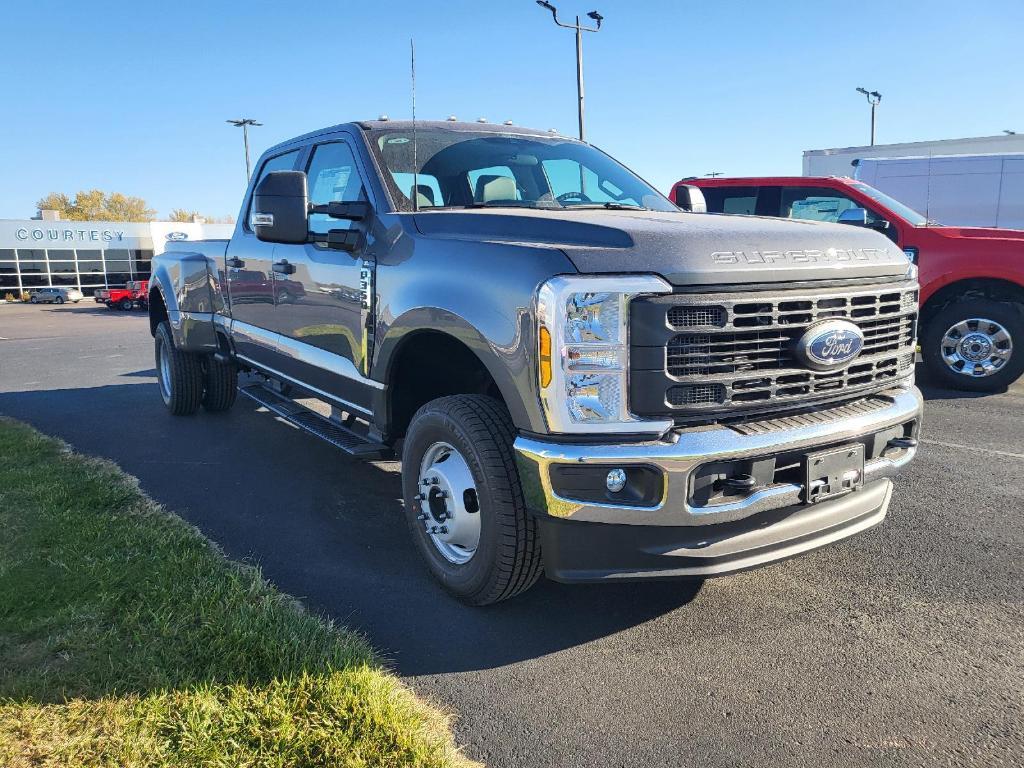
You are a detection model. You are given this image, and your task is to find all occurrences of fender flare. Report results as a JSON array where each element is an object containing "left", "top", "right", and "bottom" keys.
[{"left": 371, "top": 306, "right": 544, "bottom": 434}]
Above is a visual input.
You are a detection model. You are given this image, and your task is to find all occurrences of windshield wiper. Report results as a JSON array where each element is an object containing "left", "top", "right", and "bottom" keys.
[
  {"left": 564, "top": 202, "right": 650, "bottom": 211},
  {"left": 422, "top": 202, "right": 556, "bottom": 211}
]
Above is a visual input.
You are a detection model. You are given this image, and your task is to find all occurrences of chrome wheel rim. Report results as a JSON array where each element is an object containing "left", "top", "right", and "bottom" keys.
[
  {"left": 416, "top": 441, "right": 481, "bottom": 565},
  {"left": 941, "top": 318, "right": 1013, "bottom": 378},
  {"left": 158, "top": 341, "right": 172, "bottom": 401}
]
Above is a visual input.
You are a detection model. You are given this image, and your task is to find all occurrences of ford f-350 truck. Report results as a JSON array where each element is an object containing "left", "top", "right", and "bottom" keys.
[{"left": 150, "top": 120, "right": 922, "bottom": 605}]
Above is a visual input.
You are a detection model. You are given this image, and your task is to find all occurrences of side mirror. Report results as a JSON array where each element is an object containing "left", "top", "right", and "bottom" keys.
[
  {"left": 675, "top": 184, "right": 707, "bottom": 213},
  {"left": 837, "top": 207, "right": 869, "bottom": 226},
  {"left": 253, "top": 171, "right": 309, "bottom": 244}
]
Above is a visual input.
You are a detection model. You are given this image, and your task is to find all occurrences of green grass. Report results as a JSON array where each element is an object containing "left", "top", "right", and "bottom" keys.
[{"left": 0, "top": 418, "right": 476, "bottom": 767}]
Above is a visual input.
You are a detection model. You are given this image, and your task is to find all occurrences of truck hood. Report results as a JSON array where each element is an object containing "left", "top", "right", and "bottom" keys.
[{"left": 411, "top": 209, "right": 910, "bottom": 286}]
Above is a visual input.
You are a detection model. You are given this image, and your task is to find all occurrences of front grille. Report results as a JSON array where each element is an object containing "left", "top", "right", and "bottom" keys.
[{"left": 629, "top": 282, "right": 918, "bottom": 417}]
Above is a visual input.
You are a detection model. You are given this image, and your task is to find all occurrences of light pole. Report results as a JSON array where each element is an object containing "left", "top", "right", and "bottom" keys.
[
  {"left": 855, "top": 87, "right": 882, "bottom": 146},
  {"left": 536, "top": 2, "right": 603, "bottom": 142},
  {"left": 226, "top": 118, "right": 262, "bottom": 180}
]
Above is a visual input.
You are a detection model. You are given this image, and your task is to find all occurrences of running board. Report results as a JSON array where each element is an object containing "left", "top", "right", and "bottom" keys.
[{"left": 239, "top": 383, "right": 393, "bottom": 460}]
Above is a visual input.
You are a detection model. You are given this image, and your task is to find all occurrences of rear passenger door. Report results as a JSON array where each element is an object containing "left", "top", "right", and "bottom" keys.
[
  {"left": 271, "top": 139, "right": 376, "bottom": 414},
  {"left": 227, "top": 148, "right": 301, "bottom": 365}
]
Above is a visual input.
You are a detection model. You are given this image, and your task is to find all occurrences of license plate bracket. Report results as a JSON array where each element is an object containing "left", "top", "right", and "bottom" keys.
[{"left": 804, "top": 444, "right": 865, "bottom": 504}]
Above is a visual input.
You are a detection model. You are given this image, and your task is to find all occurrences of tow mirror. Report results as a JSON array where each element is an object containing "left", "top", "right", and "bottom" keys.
[
  {"left": 675, "top": 184, "right": 707, "bottom": 213},
  {"left": 837, "top": 207, "right": 869, "bottom": 226},
  {"left": 253, "top": 171, "right": 309, "bottom": 244}
]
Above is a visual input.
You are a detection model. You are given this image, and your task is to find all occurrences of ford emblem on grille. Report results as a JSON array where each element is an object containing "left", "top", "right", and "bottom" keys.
[{"left": 795, "top": 319, "right": 865, "bottom": 371}]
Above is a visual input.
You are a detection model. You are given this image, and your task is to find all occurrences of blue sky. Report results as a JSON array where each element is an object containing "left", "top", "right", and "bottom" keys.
[{"left": 1, "top": 0, "right": 1022, "bottom": 219}]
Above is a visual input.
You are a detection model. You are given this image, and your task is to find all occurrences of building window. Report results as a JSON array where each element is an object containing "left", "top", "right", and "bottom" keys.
[
  {"left": 131, "top": 249, "right": 153, "bottom": 277},
  {"left": 16, "top": 249, "right": 47, "bottom": 275},
  {"left": 76, "top": 250, "right": 103, "bottom": 273}
]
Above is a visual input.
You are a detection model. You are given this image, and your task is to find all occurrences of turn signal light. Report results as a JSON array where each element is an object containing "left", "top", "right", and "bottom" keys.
[{"left": 539, "top": 326, "right": 552, "bottom": 388}]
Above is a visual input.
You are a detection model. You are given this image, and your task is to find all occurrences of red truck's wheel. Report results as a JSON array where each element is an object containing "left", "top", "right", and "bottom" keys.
[
  {"left": 119, "top": 298, "right": 134, "bottom": 311},
  {"left": 402, "top": 395, "right": 543, "bottom": 605},
  {"left": 922, "top": 298, "right": 1024, "bottom": 392},
  {"left": 155, "top": 322, "right": 204, "bottom": 415}
]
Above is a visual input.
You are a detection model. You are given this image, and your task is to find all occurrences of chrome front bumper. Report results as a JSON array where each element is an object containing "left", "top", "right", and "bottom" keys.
[
  {"left": 514, "top": 386, "right": 923, "bottom": 528},
  {"left": 515, "top": 386, "right": 922, "bottom": 582}
]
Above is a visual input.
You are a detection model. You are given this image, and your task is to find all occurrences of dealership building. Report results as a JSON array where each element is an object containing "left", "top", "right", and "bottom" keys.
[{"left": 0, "top": 218, "right": 233, "bottom": 298}]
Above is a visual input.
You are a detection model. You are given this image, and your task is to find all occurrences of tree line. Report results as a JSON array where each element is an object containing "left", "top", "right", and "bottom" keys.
[{"left": 35, "top": 190, "right": 233, "bottom": 224}]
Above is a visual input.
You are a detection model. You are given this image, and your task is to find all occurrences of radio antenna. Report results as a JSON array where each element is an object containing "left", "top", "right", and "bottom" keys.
[{"left": 411, "top": 38, "right": 419, "bottom": 213}]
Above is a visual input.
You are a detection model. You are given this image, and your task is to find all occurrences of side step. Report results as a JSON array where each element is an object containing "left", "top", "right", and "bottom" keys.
[{"left": 239, "top": 383, "right": 393, "bottom": 460}]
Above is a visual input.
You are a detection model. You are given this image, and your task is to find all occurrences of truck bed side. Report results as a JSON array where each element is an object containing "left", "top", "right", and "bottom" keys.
[{"left": 148, "top": 239, "right": 230, "bottom": 353}]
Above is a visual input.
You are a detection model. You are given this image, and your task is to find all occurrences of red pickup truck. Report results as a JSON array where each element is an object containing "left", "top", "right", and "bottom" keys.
[
  {"left": 95, "top": 280, "right": 149, "bottom": 311},
  {"left": 673, "top": 176, "right": 1024, "bottom": 392}
]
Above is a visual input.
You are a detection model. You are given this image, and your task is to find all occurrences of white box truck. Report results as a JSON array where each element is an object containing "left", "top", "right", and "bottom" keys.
[{"left": 854, "top": 153, "right": 1024, "bottom": 230}]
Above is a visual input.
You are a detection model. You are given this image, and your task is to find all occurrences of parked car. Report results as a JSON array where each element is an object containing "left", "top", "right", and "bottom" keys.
[
  {"left": 30, "top": 287, "right": 83, "bottom": 304},
  {"left": 150, "top": 120, "right": 922, "bottom": 605},
  {"left": 674, "top": 176, "right": 1024, "bottom": 392},
  {"left": 95, "top": 280, "right": 149, "bottom": 311}
]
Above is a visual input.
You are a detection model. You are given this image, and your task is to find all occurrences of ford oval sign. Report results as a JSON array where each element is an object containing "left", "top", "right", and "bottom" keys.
[
  {"left": 795, "top": 319, "right": 864, "bottom": 371},
  {"left": 165, "top": 231, "right": 189, "bottom": 241}
]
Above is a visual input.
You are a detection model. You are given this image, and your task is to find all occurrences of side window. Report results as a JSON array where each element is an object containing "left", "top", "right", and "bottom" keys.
[
  {"left": 306, "top": 142, "right": 367, "bottom": 235},
  {"left": 467, "top": 165, "right": 520, "bottom": 202},
  {"left": 700, "top": 186, "right": 758, "bottom": 215},
  {"left": 781, "top": 187, "right": 860, "bottom": 223},
  {"left": 246, "top": 149, "right": 300, "bottom": 230}
]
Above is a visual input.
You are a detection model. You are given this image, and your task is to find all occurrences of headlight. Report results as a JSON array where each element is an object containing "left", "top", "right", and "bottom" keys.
[{"left": 536, "top": 275, "right": 673, "bottom": 434}]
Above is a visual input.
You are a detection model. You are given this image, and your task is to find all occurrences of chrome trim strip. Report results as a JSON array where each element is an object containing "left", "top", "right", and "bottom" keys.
[
  {"left": 514, "top": 386, "right": 922, "bottom": 527},
  {"left": 230, "top": 319, "right": 384, "bottom": 391},
  {"left": 236, "top": 354, "right": 373, "bottom": 417},
  {"left": 274, "top": 329, "right": 385, "bottom": 390}
]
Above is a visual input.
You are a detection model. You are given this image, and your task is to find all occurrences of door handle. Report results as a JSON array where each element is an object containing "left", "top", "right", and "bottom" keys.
[
  {"left": 272, "top": 260, "right": 296, "bottom": 275},
  {"left": 226, "top": 256, "right": 244, "bottom": 268}
]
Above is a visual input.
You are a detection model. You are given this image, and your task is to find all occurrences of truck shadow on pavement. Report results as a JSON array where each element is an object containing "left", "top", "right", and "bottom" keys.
[
  {"left": 41, "top": 305, "right": 145, "bottom": 317},
  {"left": 0, "top": 380, "right": 702, "bottom": 678}
]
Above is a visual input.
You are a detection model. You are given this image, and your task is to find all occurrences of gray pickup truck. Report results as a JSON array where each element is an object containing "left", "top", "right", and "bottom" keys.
[{"left": 150, "top": 119, "right": 922, "bottom": 605}]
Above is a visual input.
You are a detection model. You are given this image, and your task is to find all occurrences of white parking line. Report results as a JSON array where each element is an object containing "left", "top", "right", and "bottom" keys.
[{"left": 921, "top": 438, "right": 1024, "bottom": 460}]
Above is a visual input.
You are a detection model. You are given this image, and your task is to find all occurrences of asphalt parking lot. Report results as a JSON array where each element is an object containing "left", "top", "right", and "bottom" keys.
[{"left": 1, "top": 301, "right": 1021, "bottom": 767}]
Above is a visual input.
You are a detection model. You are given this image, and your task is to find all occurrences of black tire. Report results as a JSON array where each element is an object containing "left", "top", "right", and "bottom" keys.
[
  {"left": 154, "top": 322, "right": 204, "bottom": 415},
  {"left": 202, "top": 356, "right": 238, "bottom": 412},
  {"left": 55, "top": 296, "right": 64, "bottom": 305},
  {"left": 401, "top": 395, "right": 543, "bottom": 605},
  {"left": 119, "top": 298, "right": 133, "bottom": 311},
  {"left": 922, "top": 298, "right": 1024, "bottom": 392}
]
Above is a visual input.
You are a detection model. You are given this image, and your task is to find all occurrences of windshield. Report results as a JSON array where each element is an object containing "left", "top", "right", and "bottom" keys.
[
  {"left": 850, "top": 182, "right": 930, "bottom": 226},
  {"left": 368, "top": 128, "right": 678, "bottom": 213}
]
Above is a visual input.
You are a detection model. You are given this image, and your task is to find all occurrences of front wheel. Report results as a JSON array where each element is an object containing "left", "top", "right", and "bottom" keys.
[
  {"left": 55, "top": 296, "right": 64, "bottom": 305},
  {"left": 119, "top": 298, "right": 134, "bottom": 311},
  {"left": 922, "top": 298, "right": 1024, "bottom": 392},
  {"left": 401, "top": 395, "right": 543, "bottom": 605},
  {"left": 155, "top": 322, "right": 204, "bottom": 415}
]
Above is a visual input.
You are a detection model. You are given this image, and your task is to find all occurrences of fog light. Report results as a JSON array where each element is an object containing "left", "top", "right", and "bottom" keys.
[{"left": 605, "top": 468, "right": 627, "bottom": 493}]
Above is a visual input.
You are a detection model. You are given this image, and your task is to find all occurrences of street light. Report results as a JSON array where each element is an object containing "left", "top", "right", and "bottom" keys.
[
  {"left": 535, "top": 1, "right": 603, "bottom": 141},
  {"left": 855, "top": 87, "right": 882, "bottom": 146},
  {"left": 226, "top": 118, "right": 263, "bottom": 180}
]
